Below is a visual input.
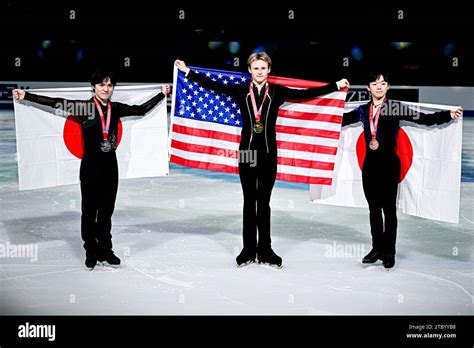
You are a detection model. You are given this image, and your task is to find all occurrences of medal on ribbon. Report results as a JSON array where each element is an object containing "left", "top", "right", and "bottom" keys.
[
  {"left": 253, "top": 122, "right": 264, "bottom": 134},
  {"left": 369, "top": 138, "right": 379, "bottom": 150},
  {"left": 93, "top": 97, "right": 113, "bottom": 153},
  {"left": 369, "top": 99, "right": 384, "bottom": 151},
  {"left": 249, "top": 83, "right": 270, "bottom": 134}
]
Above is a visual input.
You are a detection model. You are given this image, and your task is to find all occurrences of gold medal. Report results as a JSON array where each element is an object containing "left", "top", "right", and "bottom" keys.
[{"left": 253, "top": 122, "right": 264, "bottom": 134}]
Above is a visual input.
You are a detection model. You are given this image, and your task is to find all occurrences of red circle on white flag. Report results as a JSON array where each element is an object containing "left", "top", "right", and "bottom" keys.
[
  {"left": 356, "top": 129, "right": 413, "bottom": 183},
  {"left": 63, "top": 116, "right": 123, "bottom": 159}
]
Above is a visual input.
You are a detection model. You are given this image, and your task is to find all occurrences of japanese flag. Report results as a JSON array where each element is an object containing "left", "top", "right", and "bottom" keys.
[
  {"left": 14, "top": 85, "right": 169, "bottom": 190},
  {"left": 310, "top": 101, "right": 462, "bottom": 223}
]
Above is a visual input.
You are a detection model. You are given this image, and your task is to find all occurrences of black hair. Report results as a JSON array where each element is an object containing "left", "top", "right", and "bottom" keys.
[
  {"left": 90, "top": 69, "right": 117, "bottom": 87},
  {"left": 366, "top": 72, "right": 390, "bottom": 86}
]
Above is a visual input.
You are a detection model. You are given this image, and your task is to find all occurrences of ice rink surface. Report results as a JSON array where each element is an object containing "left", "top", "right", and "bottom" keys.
[{"left": 0, "top": 110, "right": 472, "bottom": 315}]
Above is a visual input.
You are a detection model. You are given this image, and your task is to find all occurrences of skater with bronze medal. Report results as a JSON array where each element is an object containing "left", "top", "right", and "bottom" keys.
[{"left": 341, "top": 72, "right": 462, "bottom": 269}]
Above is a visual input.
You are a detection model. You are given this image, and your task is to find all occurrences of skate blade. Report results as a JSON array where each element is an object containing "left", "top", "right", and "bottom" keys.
[
  {"left": 362, "top": 261, "right": 394, "bottom": 270},
  {"left": 362, "top": 262, "right": 382, "bottom": 268},
  {"left": 237, "top": 260, "right": 255, "bottom": 268},
  {"left": 362, "top": 257, "right": 384, "bottom": 264},
  {"left": 98, "top": 261, "right": 121, "bottom": 268},
  {"left": 258, "top": 261, "right": 282, "bottom": 269}
]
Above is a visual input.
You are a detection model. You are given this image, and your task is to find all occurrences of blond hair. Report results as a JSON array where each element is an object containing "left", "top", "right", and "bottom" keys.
[{"left": 247, "top": 52, "right": 272, "bottom": 68}]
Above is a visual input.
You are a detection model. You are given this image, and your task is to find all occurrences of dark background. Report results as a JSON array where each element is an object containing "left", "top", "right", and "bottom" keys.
[{"left": 1, "top": 2, "right": 473, "bottom": 86}]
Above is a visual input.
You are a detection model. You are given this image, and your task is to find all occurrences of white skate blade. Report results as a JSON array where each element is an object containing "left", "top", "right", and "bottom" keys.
[
  {"left": 362, "top": 262, "right": 382, "bottom": 269},
  {"left": 237, "top": 260, "right": 255, "bottom": 268},
  {"left": 99, "top": 261, "right": 121, "bottom": 268},
  {"left": 258, "top": 261, "right": 282, "bottom": 269}
]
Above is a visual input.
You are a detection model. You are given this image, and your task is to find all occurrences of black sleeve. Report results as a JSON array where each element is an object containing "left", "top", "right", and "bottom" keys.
[
  {"left": 399, "top": 108, "right": 452, "bottom": 126},
  {"left": 117, "top": 92, "right": 166, "bottom": 117},
  {"left": 186, "top": 70, "right": 241, "bottom": 98},
  {"left": 279, "top": 82, "right": 339, "bottom": 101},
  {"left": 342, "top": 107, "right": 361, "bottom": 126},
  {"left": 24, "top": 91, "right": 91, "bottom": 117}
]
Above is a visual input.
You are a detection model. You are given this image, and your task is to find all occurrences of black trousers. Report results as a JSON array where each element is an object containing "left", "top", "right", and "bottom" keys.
[
  {"left": 362, "top": 150, "right": 401, "bottom": 254},
  {"left": 79, "top": 152, "right": 119, "bottom": 255},
  {"left": 238, "top": 150, "right": 278, "bottom": 251}
]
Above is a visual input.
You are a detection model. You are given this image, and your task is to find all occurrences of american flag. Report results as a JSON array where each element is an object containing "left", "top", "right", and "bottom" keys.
[{"left": 169, "top": 66, "right": 348, "bottom": 185}]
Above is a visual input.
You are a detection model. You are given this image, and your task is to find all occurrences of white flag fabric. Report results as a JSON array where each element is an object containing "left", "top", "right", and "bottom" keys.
[
  {"left": 14, "top": 85, "right": 169, "bottom": 190},
  {"left": 310, "top": 100, "right": 462, "bottom": 224}
]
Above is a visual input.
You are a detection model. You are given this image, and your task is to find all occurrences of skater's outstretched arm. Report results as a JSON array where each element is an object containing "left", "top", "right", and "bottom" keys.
[
  {"left": 279, "top": 79, "right": 349, "bottom": 102},
  {"left": 392, "top": 101, "right": 463, "bottom": 126},
  {"left": 12, "top": 89, "right": 91, "bottom": 117},
  {"left": 342, "top": 105, "right": 363, "bottom": 126},
  {"left": 117, "top": 85, "right": 170, "bottom": 117},
  {"left": 175, "top": 60, "right": 242, "bottom": 98}
]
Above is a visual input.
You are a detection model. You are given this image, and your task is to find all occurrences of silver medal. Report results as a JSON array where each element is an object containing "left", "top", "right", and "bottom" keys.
[{"left": 100, "top": 140, "right": 112, "bottom": 152}]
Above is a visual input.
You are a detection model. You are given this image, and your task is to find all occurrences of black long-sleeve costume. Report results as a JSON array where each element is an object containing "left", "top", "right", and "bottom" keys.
[
  {"left": 186, "top": 69, "right": 338, "bottom": 251},
  {"left": 342, "top": 100, "right": 452, "bottom": 253},
  {"left": 24, "top": 91, "right": 165, "bottom": 255}
]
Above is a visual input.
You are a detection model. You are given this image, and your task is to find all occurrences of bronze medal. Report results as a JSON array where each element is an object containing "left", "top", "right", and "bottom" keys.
[{"left": 369, "top": 138, "right": 379, "bottom": 150}]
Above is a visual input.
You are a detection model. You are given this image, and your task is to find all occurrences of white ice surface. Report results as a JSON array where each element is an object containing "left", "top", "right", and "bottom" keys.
[{"left": 0, "top": 110, "right": 472, "bottom": 315}]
